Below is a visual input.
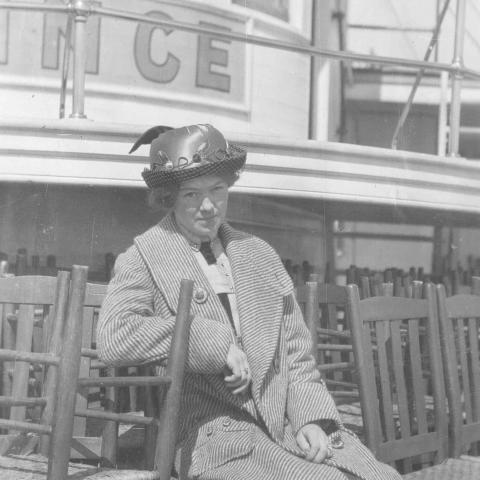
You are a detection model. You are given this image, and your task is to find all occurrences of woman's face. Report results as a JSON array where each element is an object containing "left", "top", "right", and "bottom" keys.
[{"left": 173, "top": 174, "right": 229, "bottom": 242}]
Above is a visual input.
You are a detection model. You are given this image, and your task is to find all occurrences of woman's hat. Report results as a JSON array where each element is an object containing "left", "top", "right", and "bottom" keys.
[{"left": 129, "top": 124, "right": 246, "bottom": 189}]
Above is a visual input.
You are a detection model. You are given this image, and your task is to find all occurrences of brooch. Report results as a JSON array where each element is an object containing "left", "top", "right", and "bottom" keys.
[{"left": 193, "top": 286, "right": 208, "bottom": 304}]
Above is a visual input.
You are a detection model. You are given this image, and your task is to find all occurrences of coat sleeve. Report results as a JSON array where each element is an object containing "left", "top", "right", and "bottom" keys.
[{"left": 97, "top": 245, "right": 232, "bottom": 374}]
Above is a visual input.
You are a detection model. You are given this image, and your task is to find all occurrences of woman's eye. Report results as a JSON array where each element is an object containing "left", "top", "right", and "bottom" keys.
[{"left": 184, "top": 192, "right": 196, "bottom": 199}]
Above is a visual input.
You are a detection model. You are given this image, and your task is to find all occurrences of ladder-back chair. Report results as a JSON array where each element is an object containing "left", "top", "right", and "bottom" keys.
[
  {"left": 0, "top": 267, "right": 91, "bottom": 479},
  {"left": 73, "top": 277, "right": 194, "bottom": 479},
  {"left": 296, "top": 282, "right": 357, "bottom": 401},
  {"left": 70, "top": 280, "right": 150, "bottom": 466},
  {"left": 347, "top": 283, "right": 449, "bottom": 475},
  {"left": 0, "top": 272, "right": 71, "bottom": 454}
]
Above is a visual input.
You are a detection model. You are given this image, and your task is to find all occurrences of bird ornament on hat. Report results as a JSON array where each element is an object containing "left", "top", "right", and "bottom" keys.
[{"left": 129, "top": 124, "right": 246, "bottom": 188}]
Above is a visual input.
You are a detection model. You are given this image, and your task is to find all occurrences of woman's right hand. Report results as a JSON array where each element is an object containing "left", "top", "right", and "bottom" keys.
[{"left": 224, "top": 343, "right": 251, "bottom": 395}]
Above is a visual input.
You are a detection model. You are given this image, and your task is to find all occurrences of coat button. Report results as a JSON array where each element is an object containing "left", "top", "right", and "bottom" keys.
[
  {"left": 283, "top": 417, "right": 289, "bottom": 427},
  {"left": 222, "top": 419, "right": 231, "bottom": 427},
  {"left": 206, "top": 426, "right": 213, "bottom": 436}
]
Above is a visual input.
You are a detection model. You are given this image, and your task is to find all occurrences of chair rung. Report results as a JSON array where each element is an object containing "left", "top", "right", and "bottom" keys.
[
  {"left": 81, "top": 347, "right": 98, "bottom": 359},
  {"left": 75, "top": 408, "right": 157, "bottom": 426},
  {"left": 331, "top": 391, "right": 359, "bottom": 398},
  {"left": 0, "top": 418, "right": 51, "bottom": 434},
  {"left": 317, "top": 343, "right": 353, "bottom": 351},
  {"left": 326, "top": 379, "right": 357, "bottom": 389},
  {"left": 90, "top": 360, "right": 107, "bottom": 370},
  {"left": 317, "top": 362, "right": 354, "bottom": 372},
  {"left": 0, "top": 395, "right": 47, "bottom": 407},
  {"left": 0, "top": 349, "right": 59, "bottom": 366},
  {"left": 5, "top": 313, "right": 43, "bottom": 327},
  {"left": 77, "top": 376, "right": 172, "bottom": 388},
  {"left": 317, "top": 328, "right": 351, "bottom": 339}
]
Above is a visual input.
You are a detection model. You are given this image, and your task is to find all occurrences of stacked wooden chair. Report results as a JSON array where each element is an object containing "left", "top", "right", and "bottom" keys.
[
  {"left": 436, "top": 283, "right": 480, "bottom": 460},
  {"left": 347, "top": 282, "right": 480, "bottom": 478},
  {"left": 0, "top": 266, "right": 195, "bottom": 480}
]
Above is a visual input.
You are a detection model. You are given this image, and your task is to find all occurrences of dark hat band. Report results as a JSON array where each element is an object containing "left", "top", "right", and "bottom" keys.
[{"left": 142, "top": 143, "right": 246, "bottom": 189}]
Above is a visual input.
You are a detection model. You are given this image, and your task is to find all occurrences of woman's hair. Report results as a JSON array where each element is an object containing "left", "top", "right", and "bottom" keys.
[{"left": 147, "top": 169, "right": 240, "bottom": 211}]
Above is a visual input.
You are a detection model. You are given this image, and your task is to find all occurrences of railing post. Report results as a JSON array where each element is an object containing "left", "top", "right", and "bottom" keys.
[
  {"left": 70, "top": 0, "right": 91, "bottom": 119},
  {"left": 448, "top": 0, "right": 467, "bottom": 157}
]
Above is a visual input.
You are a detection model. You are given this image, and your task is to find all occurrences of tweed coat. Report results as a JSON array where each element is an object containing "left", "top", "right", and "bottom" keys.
[{"left": 97, "top": 213, "right": 401, "bottom": 480}]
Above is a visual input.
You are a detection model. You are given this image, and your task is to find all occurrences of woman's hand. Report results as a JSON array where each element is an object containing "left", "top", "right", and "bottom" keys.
[
  {"left": 296, "top": 423, "right": 331, "bottom": 463},
  {"left": 224, "top": 343, "right": 251, "bottom": 395}
]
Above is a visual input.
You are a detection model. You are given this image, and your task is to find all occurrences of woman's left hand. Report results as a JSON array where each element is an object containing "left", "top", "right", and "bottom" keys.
[
  {"left": 296, "top": 423, "right": 331, "bottom": 463},
  {"left": 223, "top": 343, "right": 252, "bottom": 395}
]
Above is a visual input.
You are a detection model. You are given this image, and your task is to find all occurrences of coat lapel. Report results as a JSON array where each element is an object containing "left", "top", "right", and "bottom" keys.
[{"left": 220, "top": 224, "right": 285, "bottom": 401}]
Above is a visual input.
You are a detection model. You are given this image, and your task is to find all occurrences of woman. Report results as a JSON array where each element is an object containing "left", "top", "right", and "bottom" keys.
[{"left": 97, "top": 124, "right": 401, "bottom": 480}]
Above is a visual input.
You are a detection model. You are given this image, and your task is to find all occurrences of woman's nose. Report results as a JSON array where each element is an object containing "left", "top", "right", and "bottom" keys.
[{"left": 200, "top": 196, "right": 215, "bottom": 211}]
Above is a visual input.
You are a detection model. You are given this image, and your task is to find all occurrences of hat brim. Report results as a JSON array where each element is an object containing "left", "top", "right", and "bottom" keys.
[{"left": 142, "top": 143, "right": 246, "bottom": 189}]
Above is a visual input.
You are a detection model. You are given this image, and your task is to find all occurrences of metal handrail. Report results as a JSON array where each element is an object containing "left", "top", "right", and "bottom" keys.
[
  {"left": 0, "top": 1, "right": 478, "bottom": 79},
  {"left": 0, "top": 0, "right": 478, "bottom": 157}
]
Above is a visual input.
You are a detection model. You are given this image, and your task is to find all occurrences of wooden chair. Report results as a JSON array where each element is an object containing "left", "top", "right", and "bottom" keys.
[
  {"left": 347, "top": 282, "right": 449, "bottom": 474},
  {"left": 0, "top": 267, "right": 89, "bottom": 479},
  {"left": 71, "top": 278, "right": 192, "bottom": 472},
  {"left": 0, "top": 272, "right": 71, "bottom": 453},
  {"left": 437, "top": 284, "right": 480, "bottom": 459},
  {"left": 296, "top": 282, "right": 357, "bottom": 402},
  {"left": 0, "top": 267, "right": 195, "bottom": 480},
  {"left": 71, "top": 280, "right": 149, "bottom": 467}
]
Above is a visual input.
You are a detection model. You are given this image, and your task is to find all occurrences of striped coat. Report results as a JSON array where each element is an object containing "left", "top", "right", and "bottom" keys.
[{"left": 97, "top": 214, "right": 401, "bottom": 480}]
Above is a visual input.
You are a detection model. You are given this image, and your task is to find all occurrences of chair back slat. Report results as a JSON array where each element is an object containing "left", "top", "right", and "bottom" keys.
[
  {"left": 407, "top": 319, "right": 428, "bottom": 436},
  {"left": 2, "top": 303, "right": 16, "bottom": 402},
  {"left": 72, "top": 305, "right": 97, "bottom": 441},
  {"left": 9, "top": 304, "right": 36, "bottom": 427},
  {"left": 456, "top": 319, "right": 473, "bottom": 423},
  {"left": 304, "top": 282, "right": 320, "bottom": 359},
  {"left": 375, "top": 321, "right": 395, "bottom": 441},
  {"left": 390, "top": 321, "right": 411, "bottom": 438},
  {"left": 348, "top": 283, "right": 448, "bottom": 472},
  {"left": 468, "top": 318, "right": 480, "bottom": 422}
]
